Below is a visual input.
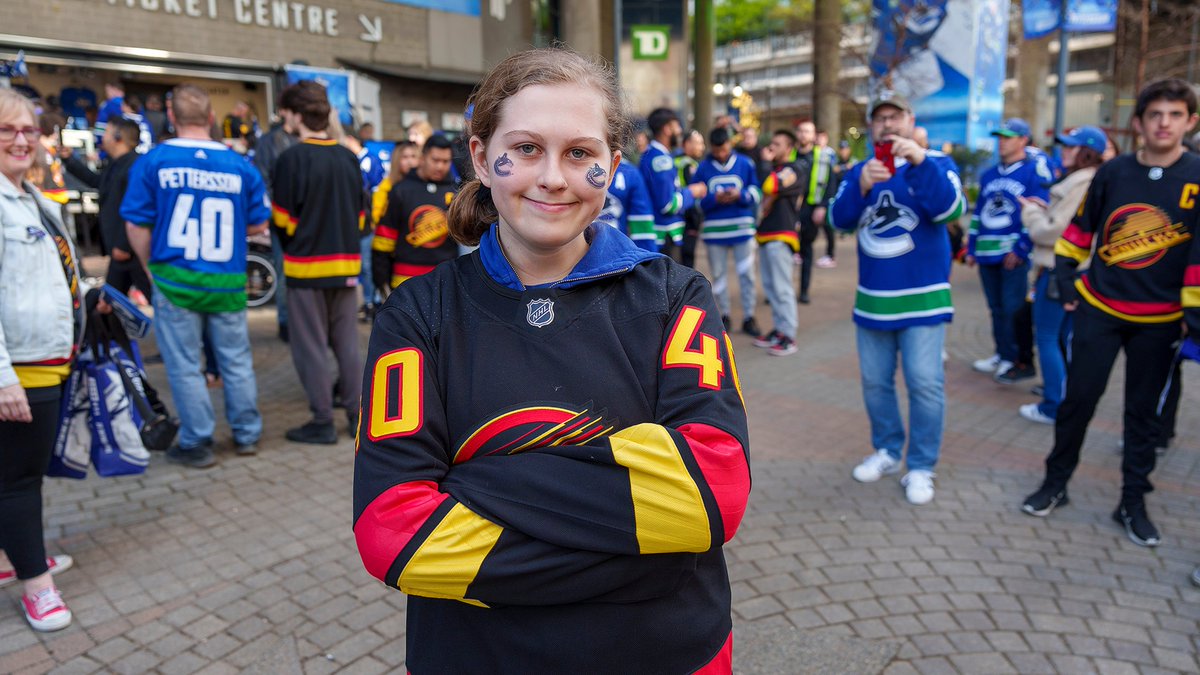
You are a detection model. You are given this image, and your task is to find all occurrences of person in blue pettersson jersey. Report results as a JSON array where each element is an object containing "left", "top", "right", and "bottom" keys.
[
  {"left": 828, "top": 90, "right": 966, "bottom": 506},
  {"left": 122, "top": 83, "right": 270, "bottom": 469},
  {"left": 966, "top": 118, "right": 1053, "bottom": 384}
]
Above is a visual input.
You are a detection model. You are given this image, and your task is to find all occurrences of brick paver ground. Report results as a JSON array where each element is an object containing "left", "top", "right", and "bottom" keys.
[{"left": 1, "top": 237, "right": 1197, "bottom": 674}]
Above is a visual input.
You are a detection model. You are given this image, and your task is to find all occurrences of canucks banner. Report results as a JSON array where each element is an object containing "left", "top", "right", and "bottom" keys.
[
  {"left": 1024, "top": 0, "right": 1118, "bottom": 39},
  {"left": 870, "top": 0, "right": 1008, "bottom": 151}
]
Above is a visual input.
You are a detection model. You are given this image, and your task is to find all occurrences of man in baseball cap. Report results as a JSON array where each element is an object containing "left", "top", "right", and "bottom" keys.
[
  {"left": 868, "top": 90, "right": 912, "bottom": 119},
  {"left": 992, "top": 117, "right": 1032, "bottom": 139},
  {"left": 1055, "top": 125, "right": 1106, "bottom": 153}
]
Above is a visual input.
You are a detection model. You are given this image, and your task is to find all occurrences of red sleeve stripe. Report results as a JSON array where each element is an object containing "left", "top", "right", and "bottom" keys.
[
  {"left": 1184, "top": 265, "right": 1200, "bottom": 286},
  {"left": 375, "top": 225, "right": 400, "bottom": 240},
  {"left": 1060, "top": 222, "right": 1093, "bottom": 249},
  {"left": 355, "top": 481, "right": 449, "bottom": 581},
  {"left": 678, "top": 423, "right": 750, "bottom": 543}
]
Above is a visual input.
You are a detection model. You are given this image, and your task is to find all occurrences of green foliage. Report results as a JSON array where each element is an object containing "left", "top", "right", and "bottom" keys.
[{"left": 715, "top": 0, "right": 812, "bottom": 44}]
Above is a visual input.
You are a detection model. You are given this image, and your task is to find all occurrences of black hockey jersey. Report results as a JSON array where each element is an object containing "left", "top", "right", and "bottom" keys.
[
  {"left": 271, "top": 139, "right": 365, "bottom": 288},
  {"left": 1054, "top": 152, "right": 1200, "bottom": 334},
  {"left": 353, "top": 223, "right": 751, "bottom": 674},
  {"left": 371, "top": 168, "right": 457, "bottom": 290}
]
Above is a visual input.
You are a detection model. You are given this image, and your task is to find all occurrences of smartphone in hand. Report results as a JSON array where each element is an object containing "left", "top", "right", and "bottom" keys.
[{"left": 873, "top": 141, "right": 895, "bottom": 173}]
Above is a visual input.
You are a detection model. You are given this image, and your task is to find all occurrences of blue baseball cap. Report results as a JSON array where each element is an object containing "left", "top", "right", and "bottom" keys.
[
  {"left": 1055, "top": 125, "right": 1106, "bottom": 152},
  {"left": 991, "top": 118, "right": 1031, "bottom": 138}
]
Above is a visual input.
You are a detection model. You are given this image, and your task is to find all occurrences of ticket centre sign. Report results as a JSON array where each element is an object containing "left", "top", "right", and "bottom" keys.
[{"left": 104, "top": 0, "right": 382, "bottom": 41}]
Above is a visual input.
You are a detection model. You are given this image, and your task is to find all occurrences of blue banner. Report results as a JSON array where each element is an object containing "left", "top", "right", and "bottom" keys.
[
  {"left": 284, "top": 65, "right": 353, "bottom": 128},
  {"left": 1023, "top": 0, "right": 1061, "bottom": 39},
  {"left": 1066, "top": 0, "right": 1117, "bottom": 32},
  {"left": 378, "top": 0, "right": 479, "bottom": 16}
]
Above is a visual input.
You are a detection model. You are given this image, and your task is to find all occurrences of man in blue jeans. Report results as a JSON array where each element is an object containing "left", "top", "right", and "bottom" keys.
[
  {"left": 123, "top": 83, "right": 268, "bottom": 468},
  {"left": 966, "top": 118, "right": 1052, "bottom": 383},
  {"left": 828, "top": 91, "right": 965, "bottom": 505}
]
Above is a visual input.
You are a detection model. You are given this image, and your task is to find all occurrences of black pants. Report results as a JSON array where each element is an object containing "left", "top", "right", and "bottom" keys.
[
  {"left": 106, "top": 256, "right": 153, "bottom": 302},
  {"left": 1015, "top": 300, "right": 1034, "bottom": 366},
  {"left": 680, "top": 207, "right": 702, "bottom": 269},
  {"left": 798, "top": 207, "right": 820, "bottom": 296},
  {"left": 0, "top": 385, "right": 61, "bottom": 580},
  {"left": 1042, "top": 303, "right": 1180, "bottom": 504},
  {"left": 821, "top": 221, "right": 836, "bottom": 259}
]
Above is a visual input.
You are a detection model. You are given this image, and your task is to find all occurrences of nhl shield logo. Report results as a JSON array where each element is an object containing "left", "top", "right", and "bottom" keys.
[{"left": 526, "top": 298, "right": 555, "bottom": 328}]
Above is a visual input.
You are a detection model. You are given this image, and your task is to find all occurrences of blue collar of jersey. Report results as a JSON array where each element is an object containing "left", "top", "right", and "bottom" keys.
[{"left": 479, "top": 221, "right": 663, "bottom": 291}]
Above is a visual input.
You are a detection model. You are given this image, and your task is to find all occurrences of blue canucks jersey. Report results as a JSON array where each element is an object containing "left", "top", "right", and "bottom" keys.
[
  {"left": 968, "top": 147, "right": 1053, "bottom": 264},
  {"left": 639, "top": 140, "right": 694, "bottom": 247},
  {"left": 691, "top": 153, "right": 760, "bottom": 245}
]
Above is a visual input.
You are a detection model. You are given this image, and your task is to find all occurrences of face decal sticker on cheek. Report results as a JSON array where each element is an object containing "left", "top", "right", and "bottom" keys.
[
  {"left": 494, "top": 152, "right": 514, "bottom": 177},
  {"left": 586, "top": 163, "right": 607, "bottom": 189}
]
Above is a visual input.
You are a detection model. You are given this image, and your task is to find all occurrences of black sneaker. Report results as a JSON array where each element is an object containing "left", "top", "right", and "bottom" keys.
[
  {"left": 166, "top": 440, "right": 217, "bottom": 469},
  {"left": 798, "top": 292, "right": 811, "bottom": 304},
  {"left": 234, "top": 441, "right": 259, "bottom": 456},
  {"left": 1021, "top": 485, "right": 1069, "bottom": 517},
  {"left": 721, "top": 315, "right": 732, "bottom": 331},
  {"left": 286, "top": 421, "right": 338, "bottom": 445},
  {"left": 753, "top": 330, "right": 782, "bottom": 349},
  {"left": 1113, "top": 503, "right": 1161, "bottom": 547},
  {"left": 742, "top": 317, "right": 762, "bottom": 338},
  {"left": 996, "top": 362, "right": 1037, "bottom": 384}
]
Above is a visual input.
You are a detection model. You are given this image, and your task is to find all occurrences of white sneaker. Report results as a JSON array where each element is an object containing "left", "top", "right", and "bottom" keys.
[
  {"left": 1019, "top": 403, "right": 1054, "bottom": 425},
  {"left": 993, "top": 360, "right": 1015, "bottom": 378},
  {"left": 972, "top": 354, "right": 1001, "bottom": 373},
  {"left": 901, "top": 470, "right": 935, "bottom": 505},
  {"left": 852, "top": 450, "right": 901, "bottom": 483}
]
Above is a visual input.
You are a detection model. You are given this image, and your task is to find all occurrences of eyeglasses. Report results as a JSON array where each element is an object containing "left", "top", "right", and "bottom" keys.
[{"left": 0, "top": 126, "right": 41, "bottom": 142}]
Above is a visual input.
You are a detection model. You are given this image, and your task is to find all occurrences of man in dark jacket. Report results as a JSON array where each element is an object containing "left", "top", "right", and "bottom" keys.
[
  {"left": 253, "top": 95, "right": 300, "bottom": 341},
  {"left": 60, "top": 115, "right": 149, "bottom": 298}
]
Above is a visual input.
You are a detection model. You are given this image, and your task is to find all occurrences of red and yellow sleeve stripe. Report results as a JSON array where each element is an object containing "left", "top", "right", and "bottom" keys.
[
  {"left": 756, "top": 230, "right": 800, "bottom": 252},
  {"left": 1183, "top": 265, "right": 1200, "bottom": 309},
  {"left": 271, "top": 203, "right": 298, "bottom": 237},
  {"left": 1054, "top": 222, "right": 1093, "bottom": 263},
  {"left": 355, "top": 480, "right": 500, "bottom": 607},
  {"left": 372, "top": 178, "right": 391, "bottom": 225},
  {"left": 762, "top": 172, "right": 780, "bottom": 196},
  {"left": 372, "top": 225, "right": 399, "bottom": 253}
]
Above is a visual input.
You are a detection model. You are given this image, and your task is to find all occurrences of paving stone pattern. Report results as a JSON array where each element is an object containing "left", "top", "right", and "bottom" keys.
[{"left": 1, "top": 238, "right": 1197, "bottom": 674}]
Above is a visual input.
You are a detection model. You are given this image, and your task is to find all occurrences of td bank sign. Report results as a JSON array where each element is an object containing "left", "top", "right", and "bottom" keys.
[{"left": 631, "top": 25, "right": 669, "bottom": 60}]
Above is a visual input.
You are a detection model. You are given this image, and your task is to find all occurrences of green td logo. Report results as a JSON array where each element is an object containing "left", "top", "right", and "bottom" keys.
[{"left": 631, "top": 25, "right": 670, "bottom": 60}]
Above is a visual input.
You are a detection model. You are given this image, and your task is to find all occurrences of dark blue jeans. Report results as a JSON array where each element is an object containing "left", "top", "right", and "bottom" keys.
[
  {"left": 1032, "top": 271, "right": 1069, "bottom": 417},
  {"left": 978, "top": 261, "right": 1029, "bottom": 363}
]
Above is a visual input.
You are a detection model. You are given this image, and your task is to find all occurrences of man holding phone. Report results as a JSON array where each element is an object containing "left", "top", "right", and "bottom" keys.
[{"left": 828, "top": 91, "right": 966, "bottom": 505}]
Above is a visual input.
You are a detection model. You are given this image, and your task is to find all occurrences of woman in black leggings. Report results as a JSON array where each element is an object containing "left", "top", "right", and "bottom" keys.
[{"left": 0, "top": 88, "right": 84, "bottom": 631}]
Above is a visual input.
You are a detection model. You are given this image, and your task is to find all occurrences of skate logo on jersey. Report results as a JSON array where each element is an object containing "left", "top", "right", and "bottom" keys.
[
  {"left": 857, "top": 191, "right": 919, "bottom": 258},
  {"left": 526, "top": 298, "right": 555, "bottom": 327},
  {"left": 452, "top": 401, "right": 616, "bottom": 463},
  {"left": 1098, "top": 203, "right": 1192, "bottom": 269}
]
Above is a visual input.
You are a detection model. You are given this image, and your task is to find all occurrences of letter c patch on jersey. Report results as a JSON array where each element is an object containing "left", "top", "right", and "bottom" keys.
[{"left": 1181, "top": 183, "right": 1199, "bottom": 210}]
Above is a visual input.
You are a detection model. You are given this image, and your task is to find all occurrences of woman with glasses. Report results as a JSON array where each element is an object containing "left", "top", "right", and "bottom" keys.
[{"left": 0, "top": 88, "right": 85, "bottom": 631}]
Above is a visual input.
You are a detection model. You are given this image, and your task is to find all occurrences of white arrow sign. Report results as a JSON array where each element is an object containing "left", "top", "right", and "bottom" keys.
[{"left": 359, "top": 15, "right": 382, "bottom": 43}]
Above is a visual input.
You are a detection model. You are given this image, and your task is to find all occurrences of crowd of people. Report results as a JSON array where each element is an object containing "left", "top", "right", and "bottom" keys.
[{"left": 0, "top": 49, "right": 1196, "bottom": 672}]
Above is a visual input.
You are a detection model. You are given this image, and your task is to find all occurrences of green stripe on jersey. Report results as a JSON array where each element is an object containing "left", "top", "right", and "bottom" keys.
[
  {"left": 855, "top": 285, "right": 952, "bottom": 318},
  {"left": 151, "top": 263, "right": 247, "bottom": 313},
  {"left": 974, "top": 235, "right": 1017, "bottom": 253}
]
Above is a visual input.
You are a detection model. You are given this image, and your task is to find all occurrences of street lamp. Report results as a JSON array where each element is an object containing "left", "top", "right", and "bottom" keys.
[
  {"left": 732, "top": 84, "right": 744, "bottom": 98},
  {"left": 713, "top": 82, "right": 726, "bottom": 96}
]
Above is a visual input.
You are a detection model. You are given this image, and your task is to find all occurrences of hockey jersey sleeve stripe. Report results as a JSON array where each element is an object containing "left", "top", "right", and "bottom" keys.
[
  {"left": 1183, "top": 264, "right": 1200, "bottom": 287},
  {"left": 677, "top": 423, "right": 749, "bottom": 543},
  {"left": 282, "top": 253, "right": 362, "bottom": 279},
  {"left": 271, "top": 204, "right": 298, "bottom": 236},
  {"left": 1054, "top": 238, "right": 1091, "bottom": 263},
  {"left": 660, "top": 192, "right": 683, "bottom": 216},
  {"left": 755, "top": 231, "right": 800, "bottom": 252},
  {"left": 1183, "top": 287, "right": 1200, "bottom": 308},
  {"left": 354, "top": 480, "right": 449, "bottom": 582},
  {"left": 398, "top": 502, "right": 504, "bottom": 605},
  {"left": 1060, "top": 222, "right": 1093, "bottom": 249},
  {"left": 609, "top": 423, "right": 711, "bottom": 554}
]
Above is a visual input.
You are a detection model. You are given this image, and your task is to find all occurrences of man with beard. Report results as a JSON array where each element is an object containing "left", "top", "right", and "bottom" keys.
[{"left": 372, "top": 135, "right": 458, "bottom": 292}]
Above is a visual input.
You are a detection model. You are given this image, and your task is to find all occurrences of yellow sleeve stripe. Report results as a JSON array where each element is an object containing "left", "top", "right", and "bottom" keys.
[
  {"left": 1054, "top": 238, "right": 1090, "bottom": 263},
  {"left": 271, "top": 205, "right": 298, "bottom": 237},
  {"left": 609, "top": 423, "right": 711, "bottom": 554},
  {"left": 1182, "top": 286, "right": 1200, "bottom": 308},
  {"left": 398, "top": 503, "right": 502, "bottom": 606},
  {"left": 372, "top": 236, "right": 396, "bottom": 253}
]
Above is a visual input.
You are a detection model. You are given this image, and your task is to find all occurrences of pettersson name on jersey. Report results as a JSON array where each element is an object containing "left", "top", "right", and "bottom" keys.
[{"left": 157, "top": 167, "right": 244, "bottom": 194}]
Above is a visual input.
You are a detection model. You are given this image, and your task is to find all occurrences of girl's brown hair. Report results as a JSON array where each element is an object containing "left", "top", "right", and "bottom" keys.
[{"left": 448, "top": 47, "right": 632, "bottom": 246}]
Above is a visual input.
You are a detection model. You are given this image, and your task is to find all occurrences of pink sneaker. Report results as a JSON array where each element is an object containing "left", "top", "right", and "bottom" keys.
[
  {"left": 0, "top": 554, "right": 73, "bottom": 588},
  {"left": 23, "top": 587, "right": 72, "bottom": 632}
]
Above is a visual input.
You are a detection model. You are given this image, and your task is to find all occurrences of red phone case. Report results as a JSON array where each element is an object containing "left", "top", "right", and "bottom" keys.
[{"left": 874, "top": 141, "right": 895, "bottom": 173}]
